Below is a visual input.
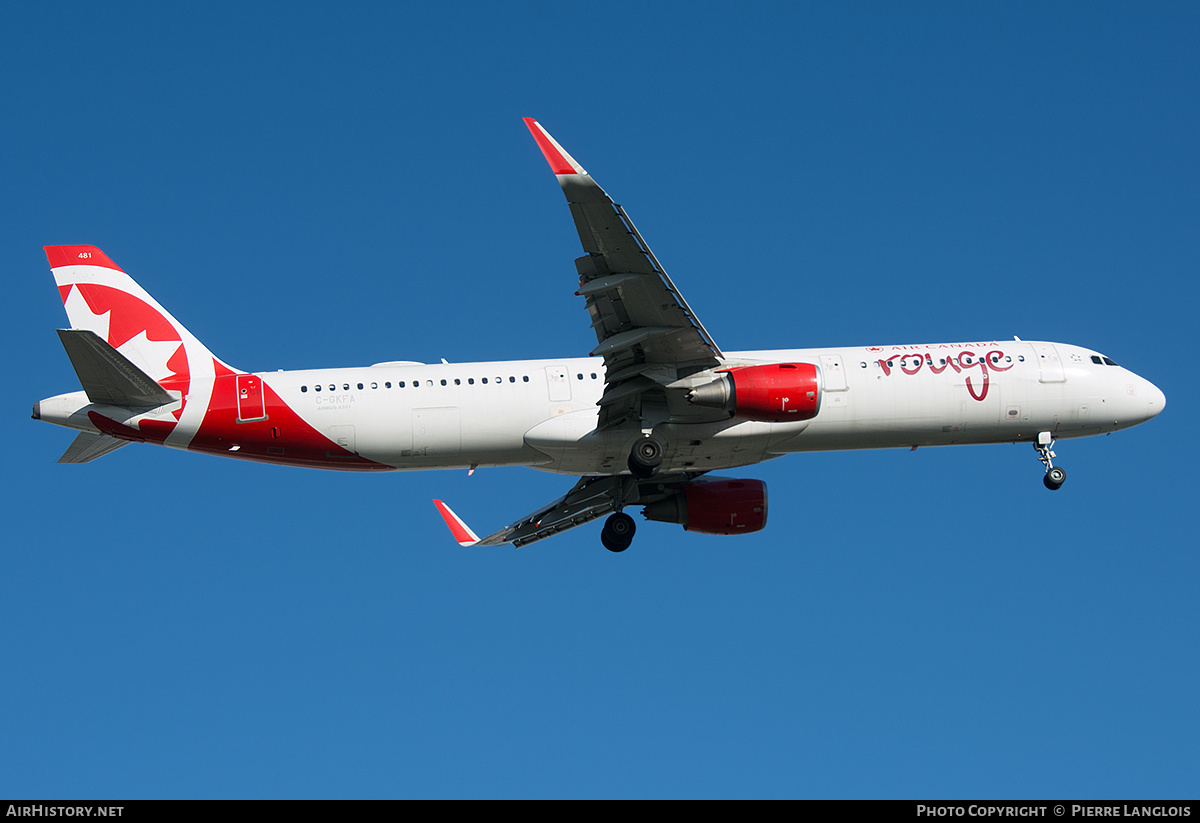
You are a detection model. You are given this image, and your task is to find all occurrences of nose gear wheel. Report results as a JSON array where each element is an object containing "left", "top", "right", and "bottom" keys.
[{"left": 1034, "top": 433, "right": 1066, "bottom": 491}]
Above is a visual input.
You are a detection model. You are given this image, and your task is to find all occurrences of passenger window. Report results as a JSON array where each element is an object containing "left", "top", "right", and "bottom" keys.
[
  {"left": 468, "top": 378, "right": 475, "bottom": 385},
  {"left": 301, "top": 386, "right": 308, "bottom": 393},
  {"left": 509, "top": 376, "right": 515, "bottom": 383},
  {"left": 385, "top": 382, "right": 392, "bottom": 388},
  {"left": 482, "top": 378, "right": 488, "bottom": 384},
  {"left": 328, "top": 385, "right": 336, "bottom": 392},
  {"left": 357, "top": 383, "right": 364, "bottom": 390},
  {"left": 523, "top": 376, "right": 529, "bottom": 382},
  {"left": 455, "top": 379, "right": 461, "bottom": 385}
]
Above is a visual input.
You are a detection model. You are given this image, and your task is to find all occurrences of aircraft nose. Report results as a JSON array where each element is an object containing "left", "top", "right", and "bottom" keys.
[{"left": 1146, "top": 380, "right": 1166, "bottom": 418}]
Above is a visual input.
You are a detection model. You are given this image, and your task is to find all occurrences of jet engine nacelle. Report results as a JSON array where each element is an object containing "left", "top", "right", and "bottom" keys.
[
  {"left": 686, "top": 363, "right": 821, "bottom": 422},
  {"left": 642, "top": 477, "right": 768, "bottom": 535}
]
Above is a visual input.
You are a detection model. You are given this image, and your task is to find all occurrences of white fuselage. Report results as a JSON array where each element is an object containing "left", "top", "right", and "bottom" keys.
[{"left": 37, "top": 339, "right": 1164, "bottom": 474}]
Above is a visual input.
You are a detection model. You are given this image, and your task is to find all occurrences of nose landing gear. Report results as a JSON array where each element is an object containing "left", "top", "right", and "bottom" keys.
[
  {"left": 1035, "top": 432, "right": 1066, "bottom": 490},
  {"left": 1044, "top": 465, "right": 1066, "bottom": 490}
]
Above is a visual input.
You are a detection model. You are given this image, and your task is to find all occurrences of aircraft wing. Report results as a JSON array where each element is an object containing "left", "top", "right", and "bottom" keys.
[
  {"left": 434, "top": 472, "right": 696, "bottom": 548},
  {"left": 524, "top": 119, "right": 723, "bottom": 429},
  {"left": 435, "top": 476, "right": 628, "bottom": 548}
]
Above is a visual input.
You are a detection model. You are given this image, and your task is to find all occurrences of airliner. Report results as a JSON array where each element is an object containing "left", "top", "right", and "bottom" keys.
[{"left": 32, "top": 118, "right": 1166, "bottom": 551}]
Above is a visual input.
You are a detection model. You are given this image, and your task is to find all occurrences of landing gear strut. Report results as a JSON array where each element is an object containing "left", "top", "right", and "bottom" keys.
[
  {"left": 627, "top": 436, "right": 665, "bottom": 479},
  {"left": 601, "top": 512, "right": 636, "bottom": 552},
  {"left": 1035, "top": 432, "right": 1066, "bottom": 491}
]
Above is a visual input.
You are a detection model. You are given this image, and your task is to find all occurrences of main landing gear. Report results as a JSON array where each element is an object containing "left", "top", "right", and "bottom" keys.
[
  {"left": 1035, "top": 431, "right": 1066, "bottom": 491},
  {"left": 602, "top": 437, "right": 664, "bottom": 551},
  {"left": 627, "top": 436, "right": 665, "bottom": 479},
  {"left": 601, "top": 512, "right": 636, "bottom": 552}
]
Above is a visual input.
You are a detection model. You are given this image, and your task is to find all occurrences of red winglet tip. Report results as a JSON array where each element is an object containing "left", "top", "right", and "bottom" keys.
[
  {"left": 433, "top": 499, "right": 480, "bottom": 546},
  {"left": 44, "top": 245, "right": 124, "bottom": 272},
  {"left": 523, "top": 117, "right": 585, "bottom": 176}
]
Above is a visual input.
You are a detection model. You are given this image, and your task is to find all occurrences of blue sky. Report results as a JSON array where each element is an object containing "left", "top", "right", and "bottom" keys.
[{"left": 3, "top": 2, "right": 1197, "bottom": 799}]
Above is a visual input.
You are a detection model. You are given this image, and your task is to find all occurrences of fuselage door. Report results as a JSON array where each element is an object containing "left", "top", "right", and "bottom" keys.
[
  {"left": 820, "top": 354, "right": 847, "bottom": 391},
  {"left": 1034, "top": 343, "right": 1067, "bottom": 383},
  {"left": 546, "top": 365, "right": 571, "bottom": 402},
  {"left": 236, "top": 374, "right": 267, "bottom": 421}
]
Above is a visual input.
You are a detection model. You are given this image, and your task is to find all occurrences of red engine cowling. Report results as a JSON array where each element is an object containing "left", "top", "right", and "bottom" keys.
[
  {"left": 686, "top": 363, "right": 820, "bottom": 422},
  {"left": 642, "top": 477, "right": 768, "bottom": 536}
]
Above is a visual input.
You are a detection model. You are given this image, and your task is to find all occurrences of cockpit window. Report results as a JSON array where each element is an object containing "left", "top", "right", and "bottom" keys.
[
  {"left": 1103, "top": 357, "right": 1118, "bottom": 366},
  {"left": 1091, "top": 356, "right": 1103, "bottom": 365}
]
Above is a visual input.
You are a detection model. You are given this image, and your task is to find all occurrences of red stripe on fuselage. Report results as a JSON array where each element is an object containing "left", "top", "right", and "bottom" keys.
[
  {"left": 212, "top": 359, "right": 238, "bottom": 378},
  {"left": 88, "top": 410, "right": 176, "bottom": 445},
  {"left": 88, "top": 411, "right": 145, "bottom": 441},
  {"left": 189, "top": 373, "right": 387, "bottom": 471}
]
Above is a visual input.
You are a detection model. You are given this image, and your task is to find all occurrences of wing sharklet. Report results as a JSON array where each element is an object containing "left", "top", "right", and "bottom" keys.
[
  {"left": 433, "top": 499, "right": 482, "bottom": 547},
  {"left": 523, "top": 117, "right": 587, "bottom": 176}
]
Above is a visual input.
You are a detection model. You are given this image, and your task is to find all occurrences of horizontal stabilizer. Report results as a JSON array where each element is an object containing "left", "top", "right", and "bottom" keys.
[
  {"left": 57, "top": 329, "right": 175, "bottom": 408},
  {"left": 57, "top": 431, "right": 130, "bottom": 463}
]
